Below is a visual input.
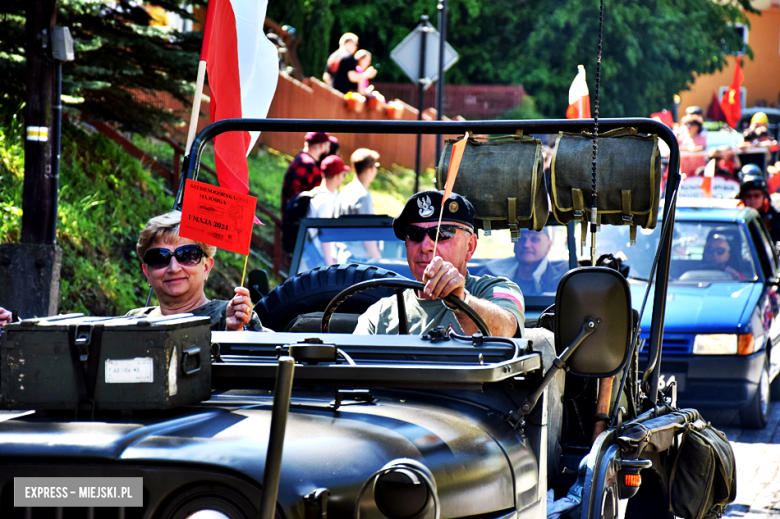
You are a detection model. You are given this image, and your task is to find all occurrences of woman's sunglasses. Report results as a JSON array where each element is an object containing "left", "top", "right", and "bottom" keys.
[
  {"left": 405, "top": 224, "right": 472, "bottom": 243},
  {"left": 705, "top": 246, "right": 728, "bottom": 256},
  {"left": 144, "top": 245, "right": 205, "bottom": 269}
]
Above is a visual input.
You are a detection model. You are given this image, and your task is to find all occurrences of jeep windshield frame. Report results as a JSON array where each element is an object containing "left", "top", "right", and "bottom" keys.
[{"left": 181, "top": 117, "right": 681, "bottom": 400}]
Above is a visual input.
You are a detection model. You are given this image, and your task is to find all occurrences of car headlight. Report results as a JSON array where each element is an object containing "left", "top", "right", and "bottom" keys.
[
  {"left": 693, "top": 334, "right": 737, "bottom": 354},
  {"left": 693, "top": 334, "right": 755, "bottom": 355}
]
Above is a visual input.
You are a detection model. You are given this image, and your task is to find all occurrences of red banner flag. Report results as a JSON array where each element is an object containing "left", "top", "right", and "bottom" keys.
[
  {"left": 442, "top": 133, "right": 469, "bottom": 202},
  {"left": 201, "top": 0, "right": 278, "bottom": 204},
  {"left": 180, "top": 179, "right": 257, "bottom": 255},
  {"left": 720, "top": 57, "right": 743, "bottom": 129}
]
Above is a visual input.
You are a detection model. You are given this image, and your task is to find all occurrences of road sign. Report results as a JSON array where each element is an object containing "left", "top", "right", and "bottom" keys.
[{"left": 390, "top": 20, "right": 458, "bottom": 85}]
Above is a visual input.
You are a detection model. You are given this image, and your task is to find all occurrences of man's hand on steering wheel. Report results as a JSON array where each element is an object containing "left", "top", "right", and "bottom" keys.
[{"left": 422, "top": 257, "right": 466, "bottom": 301}]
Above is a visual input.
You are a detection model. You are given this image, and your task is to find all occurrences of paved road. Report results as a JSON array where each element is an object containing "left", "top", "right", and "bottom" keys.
[{"left": 715, "top": 404, "right": 780, "bottom": 517}]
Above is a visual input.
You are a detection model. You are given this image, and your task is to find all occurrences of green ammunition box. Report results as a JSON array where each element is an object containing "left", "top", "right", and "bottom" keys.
[{"left": 0, "top": 314, "right": 212, "bottom": 411}]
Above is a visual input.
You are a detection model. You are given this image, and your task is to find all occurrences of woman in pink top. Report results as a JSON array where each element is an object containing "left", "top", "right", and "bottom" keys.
[
  {"left": 354, "top": 49, "right": 374, "bottom": 95},
  {"left": 676, "top": 113, "right": 707, "bottom": 175}
]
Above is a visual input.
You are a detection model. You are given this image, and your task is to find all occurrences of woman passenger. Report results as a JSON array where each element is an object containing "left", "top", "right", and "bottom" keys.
[{"left": 126, "top": 211, "right": 266, "bottom": 331}]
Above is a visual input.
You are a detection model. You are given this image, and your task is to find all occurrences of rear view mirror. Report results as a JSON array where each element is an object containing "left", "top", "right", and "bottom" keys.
[{"left": 555, "top": 267, "right": 632, "bottom": 377}]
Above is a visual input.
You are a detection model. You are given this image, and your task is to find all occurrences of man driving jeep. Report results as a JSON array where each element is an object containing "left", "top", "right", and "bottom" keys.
[{"left": 353, "top": 190, "right": 524, "bottom": 337}]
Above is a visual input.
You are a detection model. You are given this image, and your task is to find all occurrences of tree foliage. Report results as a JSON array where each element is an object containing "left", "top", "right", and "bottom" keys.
[
  {"left": 277, "top": 0, "right": 753, "bottom": 117},
  {"left": 0, "top": 0, "right": 755, "bottom": 131},
  {"left": 0, "top": 0, "right": 205, "bottom": 136},
  {"left": 267, "top": 0, "right": 334, "bottom": 79}
]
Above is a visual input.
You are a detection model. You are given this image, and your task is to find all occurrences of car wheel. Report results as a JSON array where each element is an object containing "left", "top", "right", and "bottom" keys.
[
  {"left": 771, "top": 367, "right": 780, "bottom": 401},
  {"left": 254, "top": 264, "right": 403, "bottom": 331},
  {"left": 740, "top": 358, "right": 771, "bottom": 429}
]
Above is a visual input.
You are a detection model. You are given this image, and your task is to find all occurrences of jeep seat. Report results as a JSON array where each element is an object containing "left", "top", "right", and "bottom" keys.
[{"left": 286, "top": 311, "right": 362, "bottom": 333}]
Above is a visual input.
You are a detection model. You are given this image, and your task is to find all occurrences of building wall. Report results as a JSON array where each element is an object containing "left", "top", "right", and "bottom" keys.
[{"left": 679, "top": 7, "right": 780, "bottom": 113}]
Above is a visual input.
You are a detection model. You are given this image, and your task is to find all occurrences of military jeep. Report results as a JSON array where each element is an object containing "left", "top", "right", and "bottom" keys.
[{"left": 0, "top": 118, "right": 730, "bottom": 519}]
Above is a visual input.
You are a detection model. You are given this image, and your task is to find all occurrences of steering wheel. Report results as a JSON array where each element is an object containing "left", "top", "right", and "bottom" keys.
[{"left": 321, "top": 278, "right": 492, "bottom": 336}]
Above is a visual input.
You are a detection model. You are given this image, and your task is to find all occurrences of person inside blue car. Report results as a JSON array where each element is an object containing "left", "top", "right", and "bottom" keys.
[
  {"left": 702, "top": 230, "right": 747, "bottom": 281},
  {"left": 737, "top": 171, "right": 780, "bottom": 244},
  {"left": 480, "top": 229, "right": 566, "bottom": 296}
]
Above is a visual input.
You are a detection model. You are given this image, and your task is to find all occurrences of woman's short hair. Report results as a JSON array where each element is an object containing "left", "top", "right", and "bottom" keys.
[
  {"left": 681, "top": 113, "right": 703, "bottom": 132},
  {"left": 355, "top": 49, "right": 371, "bottom": 62},
  {"left": 136, "top": 211, "right": 217, "bottom": 263},
  {"left": 351, "top": 148, "right": 380, "bottom": 176},
  {"left": 339, "top": 32, "right": 358, "bottom": 47}
]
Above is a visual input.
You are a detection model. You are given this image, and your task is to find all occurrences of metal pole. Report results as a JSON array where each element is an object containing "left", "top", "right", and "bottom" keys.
[
  {"left": 22, "top": 0, "right": 57, "bottom": 244},
  {"left": 50, "top": 61, "right": 61, "bottom": 244},
  {"left": 259, "top": 356, "right": 295, "bottom": 519},
  {"left": 434, "top": 0, "right": 447, "bottom": 164},
  {"left": 414, "top": 16, "right": 429, "bottom": 194}
]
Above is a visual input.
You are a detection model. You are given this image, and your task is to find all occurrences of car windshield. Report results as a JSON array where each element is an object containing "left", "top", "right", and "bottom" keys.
[{"left": 583, "top": 221, "right": 758, "bottom": 283}]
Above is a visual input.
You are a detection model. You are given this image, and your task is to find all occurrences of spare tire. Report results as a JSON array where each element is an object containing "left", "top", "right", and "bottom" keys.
[{"left": 254, "top": 264, "right": 406, "bottom": 331}]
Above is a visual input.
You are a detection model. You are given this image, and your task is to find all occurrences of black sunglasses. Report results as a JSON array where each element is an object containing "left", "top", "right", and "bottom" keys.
[
  {"left": 144, "top": 245, "right": 205, "bottom": 269},
  {"left": 705, "top": 246, "right": 728, "bottom": 255},
  {"left": 405, "top": 224, "right": 472, "bottom": 243}
]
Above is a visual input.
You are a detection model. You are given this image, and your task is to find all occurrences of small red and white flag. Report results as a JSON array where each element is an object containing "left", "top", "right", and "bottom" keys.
[
  {"left": 566, "top": 65, "right": 591, "bottom": 120},
  {"left": 700, "top": 158, "right": 716, "bottom": 199},
  {"left": 201, "top": 0, "right": 279, "bottom": 198},
  {"left": 442, "top": 133, "right": 469, "bottom": 202}
]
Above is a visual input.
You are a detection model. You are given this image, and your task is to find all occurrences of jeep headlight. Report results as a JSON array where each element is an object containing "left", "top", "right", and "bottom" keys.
[{"left": 693, "top": 334, "right": 737, "bottom": 354}]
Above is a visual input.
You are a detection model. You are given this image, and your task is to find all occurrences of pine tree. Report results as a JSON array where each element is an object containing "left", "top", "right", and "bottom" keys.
[{"left": 0, "top": 0, "right": 205, "bottom": 136}]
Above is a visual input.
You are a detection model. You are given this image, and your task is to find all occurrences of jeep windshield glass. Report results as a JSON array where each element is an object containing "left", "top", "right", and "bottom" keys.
[
  {"left": 296, "top": 217, "right": 572, "bottom": 297},
  {"left": 579, "top": 222, "right": 757, "bottom": 283}
]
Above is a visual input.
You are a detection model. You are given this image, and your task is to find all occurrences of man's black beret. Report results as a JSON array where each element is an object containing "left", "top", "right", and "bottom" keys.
[{"left": 392, "top": 190, "right": 475, "bottom": 240}]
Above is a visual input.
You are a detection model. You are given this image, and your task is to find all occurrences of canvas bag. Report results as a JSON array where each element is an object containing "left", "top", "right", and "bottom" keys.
[
  {"left": 550, "top": 128, "right": 661, "bottom": 243},
  {"left": 436, "top": 134, "right": 548, "bottom": 241},
  {"left": 669, "top": 422, "right": 736, "bottom": 519}
]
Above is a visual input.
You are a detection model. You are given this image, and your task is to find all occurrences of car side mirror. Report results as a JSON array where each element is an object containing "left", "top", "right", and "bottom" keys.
[{"left": 554, "top": 267, "right": 632, "bottom": 377}]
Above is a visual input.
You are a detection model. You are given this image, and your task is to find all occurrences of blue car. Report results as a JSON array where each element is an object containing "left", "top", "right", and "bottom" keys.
[{"left": 596, "top": 202, "right": 780, "bottom": 428}]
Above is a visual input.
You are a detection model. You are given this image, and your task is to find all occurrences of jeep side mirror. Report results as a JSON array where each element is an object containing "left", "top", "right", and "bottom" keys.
[
  {"left": 554, "top": 267, "right": 632, "bottom": 377},
  {"left": 507, "top": 267, "right": 633, "bottom": 427}
]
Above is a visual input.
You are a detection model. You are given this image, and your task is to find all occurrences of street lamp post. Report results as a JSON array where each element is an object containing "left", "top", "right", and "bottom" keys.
[{"left": 435, "top": 0, "right": 448, "bottom": 164}]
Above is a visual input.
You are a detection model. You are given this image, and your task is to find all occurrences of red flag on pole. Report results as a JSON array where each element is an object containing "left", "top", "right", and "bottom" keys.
[
  {"left": 201, "top": 0, "right": 278, "bottom": 196},
  {"left": 566, "top": 65, "right": 591, "bottom": 119},
  {"left": 720, "top": 57, "right": 743, "bottom": 129}
]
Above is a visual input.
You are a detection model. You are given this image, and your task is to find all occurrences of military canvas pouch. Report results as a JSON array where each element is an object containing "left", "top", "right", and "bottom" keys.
[
  {"left": 551, "top": 128, "right": 661, "bottom": 243},
  {"left": 436, "top": 135, "right": 548, "bottom": 241},
  {"left": 669, "top": 422, "right": 736, "bottom": 519}
]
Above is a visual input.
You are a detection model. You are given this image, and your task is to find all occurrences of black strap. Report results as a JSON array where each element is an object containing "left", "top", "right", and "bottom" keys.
[{"left": 67, "top": 323, "right": 104, "bottom": 408}]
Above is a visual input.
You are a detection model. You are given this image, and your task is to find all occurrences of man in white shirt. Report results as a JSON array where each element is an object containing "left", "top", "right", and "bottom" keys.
[
  {"left": 335, "top": 148, "right": 382, "bottom": 261},
  {"left": 302, "top": 155, "right": 350, "bottom": 269},
  {"left": 480, "top": 229, "right": 565, "bottom": 295}
]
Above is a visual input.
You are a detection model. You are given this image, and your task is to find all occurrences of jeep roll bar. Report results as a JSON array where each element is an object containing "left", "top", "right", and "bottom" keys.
[{"left": 179, "top": 117, "right": 681, "bottom": 407}]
